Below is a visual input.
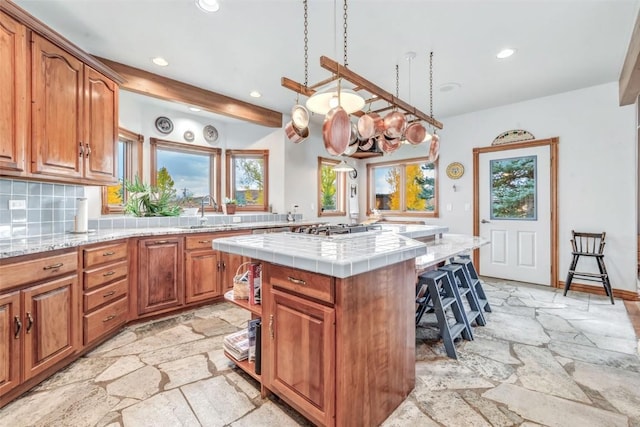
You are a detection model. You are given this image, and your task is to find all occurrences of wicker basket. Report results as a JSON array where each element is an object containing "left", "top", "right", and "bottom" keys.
[{"left": 233, "top": 262, "right": 252, "bottom": 300}]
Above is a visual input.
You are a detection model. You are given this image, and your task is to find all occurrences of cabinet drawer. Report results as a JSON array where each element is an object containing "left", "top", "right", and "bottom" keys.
[
  {"left": 185, "top": 234, "right": 217, "bottom": 250},
  {"left": 84, "top": 277, "right": 128, "bottom": 311},
  {"left": 0, "top": 251, "right": 77, "bottom": 291},
  {"left": 84, "top": 260, "right": 128, "bottom": 290},
  {"left": 83, "top": 242, "right": 127, "bottom": 268},
  {"left": 269, "top": 264, "right": 334, "bottom": 304},
  {"left": 84, "top": 296, "right": 128, "bottom": 344}
]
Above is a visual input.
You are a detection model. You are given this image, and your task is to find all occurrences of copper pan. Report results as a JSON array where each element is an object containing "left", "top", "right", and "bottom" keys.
[
  {"left": 349, "top": 122, "right": 359, "bottom": 145},
  {"left": 357, "top": 112, "right": 384, "bottom": 140},
  {"left": 285, "top": 120, "right": 309, "bottom": 144},
  {"left": 323, "top": 106, "right": 350, "bottom": 156},
  {"left": 428, "top": 133, "right": 440, "bottom": 162},
  {"left": 405, "top": 122, "right": 426, "bottom": 145},
  {"left": 378, "top": 134, "right": 400, "bottom": 153},
  {"left": 383, "top": 111, "right": 406, "bottom": 138},
  {"left": 359, "top": 138, "right": 374, "bottom": 151}
]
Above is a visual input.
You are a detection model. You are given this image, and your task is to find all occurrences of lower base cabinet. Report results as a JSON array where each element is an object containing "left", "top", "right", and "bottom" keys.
[
  {"left": 0, "top": 292, "right": 21, "bottom": 397},
  {"left": 264, "top": 288, "right": 335, "bottom": 427},
  {"left": 138, "top": 237, "right": 184, "bottom": 315}
]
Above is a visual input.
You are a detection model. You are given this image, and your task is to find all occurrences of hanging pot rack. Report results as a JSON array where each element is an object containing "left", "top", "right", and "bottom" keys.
[{"left": 281, "top": 55, "right": 444, "bottom": 130}]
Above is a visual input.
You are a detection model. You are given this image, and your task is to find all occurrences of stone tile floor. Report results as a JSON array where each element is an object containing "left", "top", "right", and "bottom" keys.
[{"left": 1, "top": 279, "right": 639, "bottom": 427}]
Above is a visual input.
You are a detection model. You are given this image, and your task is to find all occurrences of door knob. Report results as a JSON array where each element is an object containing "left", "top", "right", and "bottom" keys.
[{"left": 481, "top": 219, "right": 491, "bottom": 224}]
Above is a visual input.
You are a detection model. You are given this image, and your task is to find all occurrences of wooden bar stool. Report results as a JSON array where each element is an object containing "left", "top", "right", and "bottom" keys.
[
  {"left": 416, "top": 269, "right": 473, "bottom": 359},
  {"left": 563, "top": 230, "right": 614, "bottom": 304}
]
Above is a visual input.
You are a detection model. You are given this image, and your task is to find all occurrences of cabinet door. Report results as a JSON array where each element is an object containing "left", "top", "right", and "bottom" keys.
[
  {"left": 31, "top": 34, "right": 83, "bottom": 180},
  {"left": 220, "top": 252, "right": 248, "bottom": 291},
  {"left": 0, "top": 12, "right": 27, "bottom": 176},
  {"left": 83, "top": 66, "right": 118, "bottom": 183},
  {"left": 0, "top": 292, "right": 21, "bottom": 397},
  {"left": 22, "top": 274, "right": 79, "bottom": 381},
  {"left": 265, "top": 288, "right": 335, "bottom": 427},
  {"left": 138, "top": 237, "right": 184, "bottom": 315},
  {"left": 185, "top": 249, "right": 221, "bottom": 304}
]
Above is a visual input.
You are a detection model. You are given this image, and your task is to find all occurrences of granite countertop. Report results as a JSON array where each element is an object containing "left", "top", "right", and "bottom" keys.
[
  {"left": 213, "top": 230, "right": 428, "bottom": 278},
  {"left": 0, "top": 220, "right": 323, "bottom": 259}
]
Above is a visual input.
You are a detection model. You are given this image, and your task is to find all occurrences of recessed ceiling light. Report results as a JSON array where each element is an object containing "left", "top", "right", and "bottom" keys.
[
  {"left": 188, "top": 107, "right": 201, "bottom": 112},
  {"left": 249, "top": 91, "right": 262, "bottom": 98},
  {"left": 439, "top": 82, "right": 461, "bottom": 93},
  {"left": 152, "top": 57, "right": 169, "bottom": 67},
  {"left": 496, "top": 48, "right": 515, "bottom": 59},
  {"left": 195, "top": 0, "right": 219, "bottom": 13}
]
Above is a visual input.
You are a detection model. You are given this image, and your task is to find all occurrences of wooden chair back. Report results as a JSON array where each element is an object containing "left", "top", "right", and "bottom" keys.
[{"left": 570, "top": 230, "right": 606, "bottom": 256}]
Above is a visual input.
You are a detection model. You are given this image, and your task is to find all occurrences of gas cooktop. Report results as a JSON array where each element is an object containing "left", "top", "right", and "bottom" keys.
[{"left": 293, "top": 223, "right": 382, "bottom": 236}]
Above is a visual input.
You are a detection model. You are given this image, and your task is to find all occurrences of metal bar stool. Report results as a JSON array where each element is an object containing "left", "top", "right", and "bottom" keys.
[
  {"left": 416, "top": 269, "right": 473, "bottom": 359},
  {"left": 563, "top": 230, "right": 613, "bottom": 304},
  {"left": 439, "top": 264, "right": 486, "bottom": 332},
  {"left": 451, "top": 257, "right": 492, "bottom": 314}
]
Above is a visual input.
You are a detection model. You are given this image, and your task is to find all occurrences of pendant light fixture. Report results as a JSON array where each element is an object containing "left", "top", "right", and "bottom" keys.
[
  {"left": 332, "top": 159, "right": 355, "bottom": 172},
  {"left": 306, "top": 0, "right": 365, "bottom": 115}
]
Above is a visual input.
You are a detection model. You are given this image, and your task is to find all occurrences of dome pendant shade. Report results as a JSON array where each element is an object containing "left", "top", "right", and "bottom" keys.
[{"left": 306, "top": 86, "right": 365, "bottom": 115}]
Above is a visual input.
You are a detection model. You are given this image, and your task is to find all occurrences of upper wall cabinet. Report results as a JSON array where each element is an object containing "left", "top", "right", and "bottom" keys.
[
  {"left": 31, "top": 35, "right": 118, "bottom": 184},
  {"left": 0, "top": 3, "right": 121, "bottom": 185},
  {"left": 0, "top": 11, "right": 28, "bottom": 176}
]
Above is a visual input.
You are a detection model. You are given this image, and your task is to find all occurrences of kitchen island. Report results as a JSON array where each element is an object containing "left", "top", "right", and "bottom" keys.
[{"left": 213, "top": 228, "right": 486, "bottom": 427}]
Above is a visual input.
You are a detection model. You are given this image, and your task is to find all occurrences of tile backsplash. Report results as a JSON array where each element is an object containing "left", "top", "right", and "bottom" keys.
[{"left": 0, "top": 178, "right": 84, "bottom": 238}]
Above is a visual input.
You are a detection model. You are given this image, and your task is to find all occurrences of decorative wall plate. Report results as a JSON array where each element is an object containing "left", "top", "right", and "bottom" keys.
[
  {"left": 203, "top": 124, "right": 218, "bottom": 143},
  {"left": 155, "top": 116, "right": 173, "bottom": 134},
  {"left": 446, "top": 162, "right": 464, "bottom": 179},
  {"left": 183, "top": 130, "right": 195, "bottom": 142},
  {"left": 349, "top": 169, "right": 358, "bottom": 179}
]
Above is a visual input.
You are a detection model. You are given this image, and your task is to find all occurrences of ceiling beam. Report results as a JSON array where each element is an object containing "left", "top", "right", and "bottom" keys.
[
  {"left": 619, "top": 11, "right": 640, "bottom": 106},
  {"left": 95, "top": 57, "right": 283, "bottom": 128}
]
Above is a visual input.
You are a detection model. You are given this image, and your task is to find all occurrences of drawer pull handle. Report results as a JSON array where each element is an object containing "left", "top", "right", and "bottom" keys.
[
  {"left": 155, "top": 240, "right": 168, "bottom": 244},
  {"left": 43, "top": 263, "right": 63, "bottom": 270},
  {"left": 103, "top": 251, "right": 116, "bottom": 256},
  {"left": 14, "top": 316, "right": 22, "bottom": 339},
  {"left": 26, "top": 312, "right": 33, "bottom": 333},
  {"left": 103, "top": 291, "right": 116, "bottom": 297},
  {"left": 103, "top": 315, "right": 116, "bottom": 322},
  {"left": 269, "top": 314, "right": 274, "bottom": 339},
  {"left": 198, "top": 240, "right": 211, "bottom": 244},
  {"left": 287, "top": 276, "right": 306, "bottom": 286},
  {"left": 103, "top": 271, "right": 116, "bottom": 277}
]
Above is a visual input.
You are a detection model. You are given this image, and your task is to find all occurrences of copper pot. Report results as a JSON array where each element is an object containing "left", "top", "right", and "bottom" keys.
[
  {"left": 404, "top": 122, "right": 426, "bottom": 145},
  {"left": 357, "top": 112, "right": 384, "bottom": 140},
  {"left": 322, "top": 106, "right": 350, "bottom": 156},
  {"left": 349, "top": 121, "right": 359, "bottom": 145},
  {"left": 291, "top": 104, "right": 310, "bottom": 131},
  {"left": 359, "top": 138, "right": 374, "bottom": 151},
  {"left": 285, "top": 120, "right": 309, "bottom": 143},
  {"left": 428, "top": 133, "right": 440, "bottom": 162},
  {"left": 378, "top": 134, "right": 400, "bottom": 153},
  {"left": 383, "top": 111, "right": 406, "bottom": 138}
]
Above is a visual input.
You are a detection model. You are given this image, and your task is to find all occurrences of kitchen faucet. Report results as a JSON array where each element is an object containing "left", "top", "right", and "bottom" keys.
[{"left": 200, "top": 195, "right": 216, "bottom": 224}]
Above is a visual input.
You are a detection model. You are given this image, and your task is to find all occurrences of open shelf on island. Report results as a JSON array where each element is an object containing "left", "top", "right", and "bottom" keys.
[
  {"left": 224, "top": 290, "right": 262, "bottom": 316},
  {"left": 224, "top": 350, "right": 261, "bottom": 382}
]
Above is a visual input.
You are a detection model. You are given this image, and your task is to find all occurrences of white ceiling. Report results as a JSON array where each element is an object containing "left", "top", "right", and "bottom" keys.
[{"left": 15, "top": 0, "right": 640, "bottom": 125}]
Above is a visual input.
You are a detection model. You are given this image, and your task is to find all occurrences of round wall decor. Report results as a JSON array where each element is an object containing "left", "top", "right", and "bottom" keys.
[
  {"left": 183, "top": 130, "right": 195, "bottom": 142},
  {"left": 155, "top": 116, "right": 173, "bottom": 134},
  {"left": 203, "top": 125, "right": 218, "bottom": 143},
  {"left": 446, "top": 162, "right": 464, "bottom": 179}
]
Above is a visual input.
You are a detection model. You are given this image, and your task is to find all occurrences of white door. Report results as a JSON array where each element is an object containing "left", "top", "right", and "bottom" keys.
[{"left": 479, "top": 145, "right": 551, "bottom": 285}]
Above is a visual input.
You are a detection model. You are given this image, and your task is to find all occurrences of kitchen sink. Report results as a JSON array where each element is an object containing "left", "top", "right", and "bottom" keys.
[{"left": 178, "top": 225, "right": 231, "bottom": 230}]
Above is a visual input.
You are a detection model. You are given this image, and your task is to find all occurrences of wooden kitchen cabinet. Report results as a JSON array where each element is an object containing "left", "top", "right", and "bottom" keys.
[
  {"left": 263, "top": 265, "right": 336, "bottom": 427},
  {"left": 82, "top": 241, "right": 129, "bottom": 345},
  {"left": 0, "top": 11, "right": 28, "bottom": 176},
  {"left": 0, "top": 249, "right": 80, "bottom": 401},
  {"left": 31, "top": 34, "right": 117, "bottom": 184},
  {"left": 0, "top": 292, "right": 21, "bottom": 397},
  {"left": 184, "top": 232, "right": 250, "bottom": 304},
  {"left": 138, "top": 237, "right": 184, "bottom": 315}
]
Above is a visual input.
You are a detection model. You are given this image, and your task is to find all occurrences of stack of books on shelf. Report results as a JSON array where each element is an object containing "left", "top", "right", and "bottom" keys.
[{"left": 223, "top": 329, "right": 249, "bottom": 361}]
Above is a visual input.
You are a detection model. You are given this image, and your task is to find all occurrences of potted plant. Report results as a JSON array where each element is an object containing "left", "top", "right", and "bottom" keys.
[
  {"left": 223, "top": 197, "right": 237, "bottom": 215},
  {"left": 123, "top": 176, "right": 181, "bottom": 217}
]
